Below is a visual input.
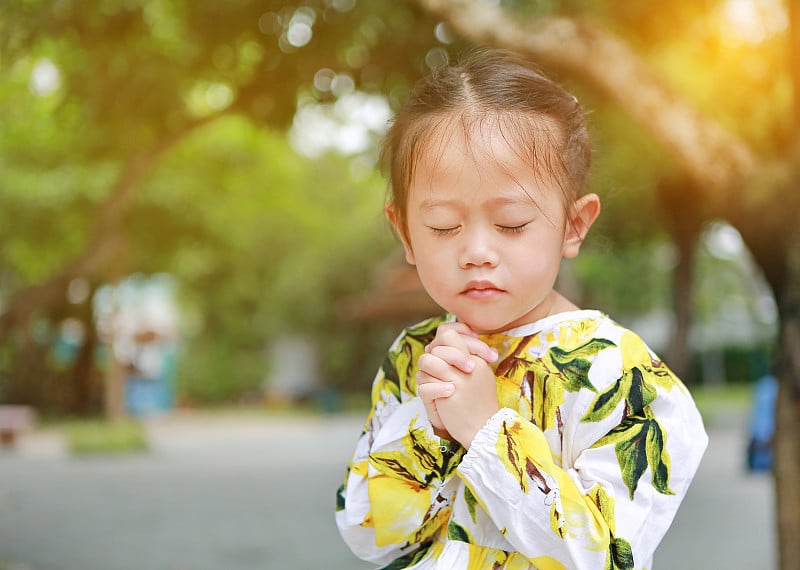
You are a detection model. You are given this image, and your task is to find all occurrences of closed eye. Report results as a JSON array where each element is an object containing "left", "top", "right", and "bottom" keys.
[
  {"left": 429, "top": 225, "right": 460, "bottom": 236},
  {"left": 497, "top": 222, "right": 530, "bottom": 234}
]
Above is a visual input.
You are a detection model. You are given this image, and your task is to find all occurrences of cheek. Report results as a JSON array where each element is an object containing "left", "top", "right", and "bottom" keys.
[{"left": 509, "top": 235, "right": 564, "bottom": 276}]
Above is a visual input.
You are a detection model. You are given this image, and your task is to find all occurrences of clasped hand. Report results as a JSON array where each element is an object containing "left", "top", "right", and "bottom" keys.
[{"left": 415, "top": 322, "right": 500, "bottom": 449}]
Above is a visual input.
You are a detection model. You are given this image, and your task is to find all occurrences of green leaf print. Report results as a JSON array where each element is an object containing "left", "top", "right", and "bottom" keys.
[
  {"left": 386, "top": 317, "right": 444, "bottom": 398},
  {"left": 645, "top": 419, "right": 674, "bottom": 496},
  {"left": 447, "top": 521, "right": 473, "bottom": 543},
  {"left": 380, "top": 542, "right": 434, "bottom": 570},
  {"left": 594, "top": 412, "right": 674, "bottom": 499},
  {"left": 610, "top": 537, "right": 634, "bottom": 570},
  {"left": 517, "top": 338, "right": 612, "bottom": 431},
  {"left": 547, "top": 338, "right": 613, "bottom": 392},
  {"left": 582, "top": 375, "right": 625, "bottom": 423},
  {"left": 335, "top": 482, "right": 346, "bottom": 511},
  {"left": 464, "top": 485, "right": 479, "bottom": 524},
  {"left": 590, "top": 485, "right": 635, "bottom": 570},
  {"left": 377, "top": 358, "right": 402, "bottom": 403},
  {"left": 582, "top": 367, "right": 658, "bottom": 423},
  {"left": 626, "top": 367, "right": 657, "bottom": 415}
]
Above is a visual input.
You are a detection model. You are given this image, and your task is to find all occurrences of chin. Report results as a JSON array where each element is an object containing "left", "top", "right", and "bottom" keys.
[{"left": 454, "top": 315, "right": 510, "bottom": 335}]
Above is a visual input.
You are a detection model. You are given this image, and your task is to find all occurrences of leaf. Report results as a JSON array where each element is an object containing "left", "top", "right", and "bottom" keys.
[
  {"left": 547, "top": 338, "right": 613, "bottom": 392},
  {"left": 335, "top": 482, "right": 346, "bottom": 511},
  {"left": 582, "top": 376, "right": 626, "bottom": 423},
  {"left": 645, "top": 419, "right": 674, "bottom": 496},
  {"left": 595, "top": 414, "right": 674, "bottom": 500},
  {"left": 497, "top": 421, "right": 529, "bottom": 493},
  {"left": 370, "top": 448, "right": 427, "bottom": 487},
  {"left": 610, "top": 537, "right": 635, "bottom": 570},
  {"left": 447, "top": 521, "right": 472, "bottom": 543},
  {"left": 582, "top": 366, "right": 659, "bottom": 424},
  {"left": 379, "top": 542, "right": 434, "bottom": 570},
  {"left": 595, "top": 417, "right": 648, "bottom": 500},
  {"left": 627, "top": 367, "right": 657, "bottom": 416},
  {"left": 464, "top": 485, "right": 479, "bottom": 524},
  {"left": 496, "top": 335, "right": 535, "bottom": 377}
]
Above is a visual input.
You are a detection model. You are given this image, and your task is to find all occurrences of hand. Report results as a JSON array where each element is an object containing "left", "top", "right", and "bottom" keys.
[
  {"left": 425, "top": 322, "right": 498, "bottom": 372},
  {"left": 416, "top": 323, "right": 499, "bottom": 446}
]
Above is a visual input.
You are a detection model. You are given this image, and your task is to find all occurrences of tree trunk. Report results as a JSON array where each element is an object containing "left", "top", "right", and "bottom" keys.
[
  {"left": 774, "top": 267, "right": 800, "bottom": 568},
  {"left": 657, "top": 176, "right": 706, "bottom": 383},
  {"left": 0, "top": 112, "right": 224, "bottom": 346},
  {"left": 665, "top": 233, "right": 695, "bottom": 382}
]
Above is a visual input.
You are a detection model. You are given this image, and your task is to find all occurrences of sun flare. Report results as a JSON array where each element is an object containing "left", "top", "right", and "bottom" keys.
[{"left": 718, "top": 0, "right": 788, "bottom": 45}]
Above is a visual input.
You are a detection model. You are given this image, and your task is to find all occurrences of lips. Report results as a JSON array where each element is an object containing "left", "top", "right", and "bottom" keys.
[{"left": 461, "top": 280, "right": 505, "bottom": 299}]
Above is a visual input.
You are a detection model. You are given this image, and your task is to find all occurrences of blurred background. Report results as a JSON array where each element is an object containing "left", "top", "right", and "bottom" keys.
[{"left": 0, "top": 0, "right": 793, "bottom": 568}]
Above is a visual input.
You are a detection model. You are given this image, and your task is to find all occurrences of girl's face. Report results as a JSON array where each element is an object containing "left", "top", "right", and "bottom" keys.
[{"left": 389, "top": 121, "right": 599, "bottom": 334}]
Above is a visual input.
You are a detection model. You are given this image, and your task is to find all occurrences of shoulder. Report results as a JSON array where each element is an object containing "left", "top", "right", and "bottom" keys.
[
  {"left": 547, "top": 312, "right": 661, "bottom": 365},
  {"left": 543, "top": 313, "right": 675, "bottom": 392}
]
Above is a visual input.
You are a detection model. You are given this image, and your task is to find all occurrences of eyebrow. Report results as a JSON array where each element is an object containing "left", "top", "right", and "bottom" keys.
[{"left": 419, "top": 195, "right": 536, "bottom": 212}]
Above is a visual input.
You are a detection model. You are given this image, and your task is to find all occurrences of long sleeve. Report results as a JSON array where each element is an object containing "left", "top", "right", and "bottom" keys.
[
  {"left": 336, "top": 312, "right": 707, "bottom": 570},
  {"left": 455, "top": 328, "right": 707, "bottom": 570},
  {"left": 336, "top": 318, "right": 464, "bottom": 566}
]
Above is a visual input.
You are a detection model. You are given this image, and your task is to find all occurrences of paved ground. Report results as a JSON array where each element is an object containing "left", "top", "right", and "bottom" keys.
[{"left": 0, "top": 409, "right": 776, "bottom": 570}]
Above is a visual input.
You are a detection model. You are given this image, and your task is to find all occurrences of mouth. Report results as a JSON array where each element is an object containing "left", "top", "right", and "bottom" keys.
[{"left": 461, "top": 280, "right": 505, "bottom": 299}]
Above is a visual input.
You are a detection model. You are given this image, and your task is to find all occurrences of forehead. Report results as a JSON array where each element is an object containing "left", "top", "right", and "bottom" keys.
[{"left": 409, "top": 112, "right": 564, "bottom": 203}]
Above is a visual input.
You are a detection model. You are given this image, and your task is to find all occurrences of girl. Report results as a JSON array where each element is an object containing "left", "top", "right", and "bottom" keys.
[{"left": 336, "top": 49, "right": 707, "bottom": 570}]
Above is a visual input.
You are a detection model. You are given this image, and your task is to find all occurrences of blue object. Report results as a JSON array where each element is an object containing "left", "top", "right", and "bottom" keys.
[
  {"left": 125, "top": 345, "right": 177, "bottom": 417},
  {"left": 747, "top": 374, "right": 777, "bottom": 472}
]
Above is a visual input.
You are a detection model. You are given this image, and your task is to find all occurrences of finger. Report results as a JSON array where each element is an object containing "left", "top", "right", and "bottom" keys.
[
  {"left": 463, "top": 337, "right": 499, "bottom": 363},
  {"left": 428, "top": 335, "right": 498, "bottom": 365},
  {"left": 417, "top": 381, "right": 455, "bottom": 401},
  {"left": 429, "top": 345, "right": 475, "bottom": 373},
  {"left": 426, "top": 323, "right": 477, "bottom": 352},
  {"left": 418, "top": 352, "right": 460, "bottom": 382},
  {"left": 441, "top": 321, "right": 479, "bottom": 337},
  {"left": 427, "top": 327, "right": 471, "bottom": 355}
]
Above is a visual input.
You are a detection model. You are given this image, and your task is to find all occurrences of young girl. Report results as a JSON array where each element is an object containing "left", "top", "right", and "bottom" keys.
[{"left": 336, "top": 49, "right": 707, "bottom": 570}]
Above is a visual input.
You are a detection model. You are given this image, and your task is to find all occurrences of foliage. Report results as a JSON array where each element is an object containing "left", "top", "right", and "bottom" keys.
[
  {"left": 0, "top": 0, "right": 785, "bottom": 411},
  {"left": 135, "top": 117, "right": 395, "bottom": 403},
  {"left": 66, "top": 419, "right": 149, "bottom": 455}
]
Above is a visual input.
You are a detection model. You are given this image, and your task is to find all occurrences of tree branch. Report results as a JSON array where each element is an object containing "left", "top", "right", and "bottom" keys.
[
  {"left": 417, "top": 0, "right": 759, "bottom": 210},
  {"left": 0, "top": 110, "right": 226, "bottom": 343}
]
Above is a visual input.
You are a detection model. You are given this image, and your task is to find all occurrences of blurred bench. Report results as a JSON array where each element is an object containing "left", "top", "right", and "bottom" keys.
[{"left": 0, "top": 405, "right": 36, "bottom": 448}]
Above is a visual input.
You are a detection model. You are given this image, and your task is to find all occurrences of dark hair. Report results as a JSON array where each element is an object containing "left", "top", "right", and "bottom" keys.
[{"left": 381, "top": 49, "right": 591, "bottom": 232}]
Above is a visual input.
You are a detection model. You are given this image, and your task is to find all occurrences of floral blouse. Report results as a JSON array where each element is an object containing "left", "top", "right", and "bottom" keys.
[{"left": 336, "top": 310, "right": 708, "bottom": 570}]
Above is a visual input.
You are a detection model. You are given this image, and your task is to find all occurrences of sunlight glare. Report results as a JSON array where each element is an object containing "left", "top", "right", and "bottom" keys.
[
  {"left": 289, "top": 92, "right": 391, "bottom": 158},
  {"left": 29, "top": 57, "right": 61, "bottom": 96},
  {"left": 719, "top": 0, "right": 787, "bottom": 45}
]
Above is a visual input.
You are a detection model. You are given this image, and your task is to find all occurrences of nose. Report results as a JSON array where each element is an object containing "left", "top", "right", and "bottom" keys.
[{"left": 458, "top": 227, "right": 499, "bottom": 269}]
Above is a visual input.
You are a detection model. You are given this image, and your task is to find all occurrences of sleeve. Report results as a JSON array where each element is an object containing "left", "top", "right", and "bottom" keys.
[
  {"left": 456, "top": 331, "right": 708, "bottom": 570},
  {"left": 335, "top": 328, "right": 465, "bottom": 567}
]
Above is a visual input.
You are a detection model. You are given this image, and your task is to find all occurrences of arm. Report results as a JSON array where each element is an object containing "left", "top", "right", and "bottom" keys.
[
  {"left": 455, "top": 333, "right": 708, "bottom": 570},
  {"left": 335, "top": 324, "right": 465, "bottom": 566}
]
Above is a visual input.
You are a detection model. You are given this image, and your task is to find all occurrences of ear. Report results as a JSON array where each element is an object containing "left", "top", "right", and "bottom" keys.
[
  {"left": 562, "top": 193, "right": 601, "bottom": 259},
  {"left": 385, "top": 203, "right": 416, "bottom": 265}
]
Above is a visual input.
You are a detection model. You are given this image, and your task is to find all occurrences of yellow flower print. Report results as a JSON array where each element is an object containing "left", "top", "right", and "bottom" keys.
[
  {"left": 557, "top": 319, "right": 601, "bottom": 351},
  {"left": 369, "top": 473, "right": 447, "bottom": 546}
]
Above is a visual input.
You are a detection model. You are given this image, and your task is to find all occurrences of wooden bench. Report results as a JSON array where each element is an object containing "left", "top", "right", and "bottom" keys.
[{"left": 0, "top": 405, "right": 36, "bottom": 448}]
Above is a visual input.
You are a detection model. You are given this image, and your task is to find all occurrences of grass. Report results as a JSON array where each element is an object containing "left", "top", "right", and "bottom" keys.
[
  {"left": 65, "top": 419, "right": 149, "bottom": 456},
  {"left": 689, "top": 383, "right": 752, "bottom": 426}
]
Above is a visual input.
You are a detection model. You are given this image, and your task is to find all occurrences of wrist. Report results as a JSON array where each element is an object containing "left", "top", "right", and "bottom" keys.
[{"left": 455, "top": 406, "right": 500, "bottom": 450}]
